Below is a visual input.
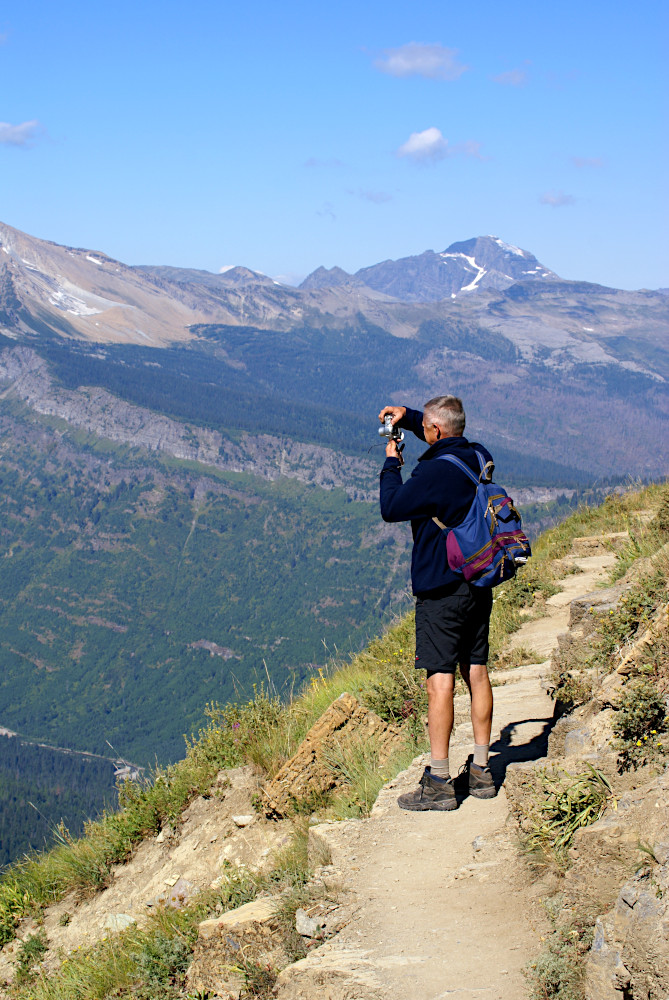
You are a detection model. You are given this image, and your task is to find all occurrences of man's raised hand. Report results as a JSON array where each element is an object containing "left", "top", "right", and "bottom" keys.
[{"left": 378, "top": 405, "right": 406, "bottom": 426}]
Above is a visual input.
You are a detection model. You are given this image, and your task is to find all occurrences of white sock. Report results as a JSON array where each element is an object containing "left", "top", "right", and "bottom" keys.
[
  {"left": 430, "top": 757, "right": 450, "bottom": 779},
  {"left": 473, "top": 744, "right": 489, "bottom": 767}
]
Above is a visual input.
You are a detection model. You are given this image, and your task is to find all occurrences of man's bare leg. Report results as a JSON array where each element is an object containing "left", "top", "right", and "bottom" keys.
[
  {"left": 459, "top": 663, "right": 496, "bottom": 796},
  {"left": 460, "top": 663, "right": 493, "bottom": 746},
  {"left": 426, "top": 671, "right": 455, "bottom": 759},
  {"left": 397, "top": 670, "right": 458, "bottom": 809}
]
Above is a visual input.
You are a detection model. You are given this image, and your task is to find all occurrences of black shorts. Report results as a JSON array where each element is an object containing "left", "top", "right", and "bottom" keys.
[{"left": 414, "top": 582, "right": 493, "bottom": 674}]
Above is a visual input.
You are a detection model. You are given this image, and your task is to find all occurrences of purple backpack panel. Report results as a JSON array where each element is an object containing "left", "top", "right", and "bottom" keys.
[{"left": 434, "top": 452, "right": 532, "bottom": 588}]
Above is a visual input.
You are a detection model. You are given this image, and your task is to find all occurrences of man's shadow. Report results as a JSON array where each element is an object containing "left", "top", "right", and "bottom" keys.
[
  {"left": 454, "top": 715, "right": 556, "bottom": 801},
  {"left": 489, "top": 716, "right": 556, "bottom": 788}
]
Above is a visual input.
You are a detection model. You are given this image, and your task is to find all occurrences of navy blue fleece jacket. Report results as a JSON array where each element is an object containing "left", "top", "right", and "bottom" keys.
[{"left": 379, "top": 407, "right": 493, "bottom": 596}]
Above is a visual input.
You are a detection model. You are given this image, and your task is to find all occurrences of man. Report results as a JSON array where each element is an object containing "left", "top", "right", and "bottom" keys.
[{"left": 379, "top": 396, "right": 495, "bottom": 811}]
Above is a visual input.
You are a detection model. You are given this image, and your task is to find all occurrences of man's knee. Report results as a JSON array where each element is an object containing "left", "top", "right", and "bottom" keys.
[
  {"left": 466, "top": 663, "right": 490, "bottom": 684},
  {"left": 426, "top": 671, "right": 455, "bottom": 696}
]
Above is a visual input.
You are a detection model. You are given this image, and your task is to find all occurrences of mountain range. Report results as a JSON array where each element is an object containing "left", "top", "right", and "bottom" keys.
[{"left": 1, "top": 220, "right": 667, "bottom": 476}]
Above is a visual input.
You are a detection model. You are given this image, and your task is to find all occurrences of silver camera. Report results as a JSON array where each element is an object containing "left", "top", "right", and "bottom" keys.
[{"left": 378, "top": 415, "right": 405, "bottom": 443}]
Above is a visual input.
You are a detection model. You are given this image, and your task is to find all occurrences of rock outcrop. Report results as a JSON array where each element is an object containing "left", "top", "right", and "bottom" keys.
[{"left": 262, "top": 693, "right": 404, "bottom": 818}]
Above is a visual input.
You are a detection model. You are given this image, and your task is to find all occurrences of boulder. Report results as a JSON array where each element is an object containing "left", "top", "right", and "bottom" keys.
[
  {"left": 186, "top": 896, "right": 288, "bottom": 999},
  {"left": 273, "top": 945, "right": 386, "bottom": 1000},
  {"left": 262, "top": 693, "right": 404, "bottom": 817}
]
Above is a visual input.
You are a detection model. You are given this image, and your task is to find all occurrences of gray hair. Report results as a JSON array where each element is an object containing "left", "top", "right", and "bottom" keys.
[{"left": 423, "top": 395, "right": 466, "bottom": 436}]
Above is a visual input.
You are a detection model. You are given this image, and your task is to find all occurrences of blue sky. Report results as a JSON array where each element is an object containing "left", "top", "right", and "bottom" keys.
[{"left": 2, "top": 0, "right": 667, "bottom": 288}]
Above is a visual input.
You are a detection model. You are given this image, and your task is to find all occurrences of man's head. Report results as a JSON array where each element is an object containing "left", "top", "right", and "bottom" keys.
[{"left": 422, "top": 396, "right": 466, "bottom": 444}]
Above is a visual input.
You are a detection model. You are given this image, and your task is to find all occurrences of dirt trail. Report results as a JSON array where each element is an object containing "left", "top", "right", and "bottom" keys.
[{"left": 290, "top": 551, "right": 618, "bottom": 1000}]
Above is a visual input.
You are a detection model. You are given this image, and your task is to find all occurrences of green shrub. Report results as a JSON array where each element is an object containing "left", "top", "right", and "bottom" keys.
[
  {"left": 365, "top": 662, "right": 427, "bottom": 733},
  {"left": 613, "top": 678, "right": 668, "bottom": 770},
  {"left": 132, "top": 929, "right": 192, "bottom": 986}
]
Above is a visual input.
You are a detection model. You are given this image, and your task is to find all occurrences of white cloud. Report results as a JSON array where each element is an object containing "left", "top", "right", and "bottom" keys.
[
  {"left": 492, "top": 68, "right": 528, "bottom": 87},
  {"left": 456, "top": 140, "right": 485, "bottom": 160},
  {"left": 571, "top": 156, "right": 604, "bottom": 168},
  {"left": 0, "top": 120, "right": 43, "bottom": 147},
  {"left": 397, "top": 127, "right": 449, "bottom": 162},
  {"left": 396, "top": 128, "right": 483, "bottom": 164},
  {"left": 540, "top": 190, "right": 576, "bottom": 208},
  {"left": 373, "top": 42, "right": 468, "bottom": 81}
]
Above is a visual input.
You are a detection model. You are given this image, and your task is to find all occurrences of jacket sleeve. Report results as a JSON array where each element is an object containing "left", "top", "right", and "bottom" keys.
[
  {"left": 380, "top": 459, "right": 441, "bottom": 523},
  {"left": 400, "top": 407, "right": 426, "bottom": 441}
]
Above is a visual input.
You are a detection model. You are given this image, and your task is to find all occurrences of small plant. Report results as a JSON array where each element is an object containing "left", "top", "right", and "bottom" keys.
[
  {"left": 133, "top": 928, "right": 193, "bottom": 985},
  {"left": 58, "top": 911, "right": 71, "bottom": 926},
  {"left": 525, "top": 764, "right": 612, "bottom": 867},
  {"left": 549, "top": 659, "right": 593, "bottom": 713},
  {"left": 525, "top": 904, "right": 594, "bottom": 1000},
  {"left": 0, "top": 883, "right": 32, "bottom": 947},
  {"left": 239, "top": 959, "right": 278, "bottom": 998},
  {"left": 365, "top": 662, "right": 427, "bottom": 735},
  {"left": 14, "top": 929, "right": 48, "bottom": 983},
  {"left": 494, "top": 645, "right": 540, "bottom": 671},
  {"left": 595, "top": 569, "right": 667, "bottom": 667},
  {"left": 612, "top": 677, "right": 668, "bottom": 770},
  {"left": 651, "top": 488, "right": 669, "bottom": 534}
]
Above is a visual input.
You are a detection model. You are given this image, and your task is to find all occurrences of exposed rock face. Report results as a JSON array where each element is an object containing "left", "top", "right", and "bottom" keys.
[
  {"left": 586, "top": 848, "right": 669, "bottom": 1000},
  {"left": 262, "top": 693, "right": 404, "bottom": 818},
  {"left": 341, "top": 235, "right": 559, "bottom": 302},
  {"left": 0, "top": 345, "right": 377, "bottom": 499}
]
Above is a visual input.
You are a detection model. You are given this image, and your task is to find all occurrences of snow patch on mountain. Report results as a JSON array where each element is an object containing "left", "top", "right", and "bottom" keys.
[
  {"left": 49, "top": 287, "right": 103, "bottom": 318},
  {"left": 489, "top": 236, "right": 526, "bottom": 256}
]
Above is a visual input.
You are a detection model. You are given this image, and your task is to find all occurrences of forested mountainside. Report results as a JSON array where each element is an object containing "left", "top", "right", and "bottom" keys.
[
  {"left": 0, "top": 739, "right": 119, "bottom": 868},
  {"left": 0, "top": 403, "right": 414, "bottom": 767}
]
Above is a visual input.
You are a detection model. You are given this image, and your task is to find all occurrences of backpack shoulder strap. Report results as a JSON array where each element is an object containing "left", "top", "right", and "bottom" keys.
[
  {"left": 435, "top": 453, "right": 480, "bottom": 485},
  {"left": 474, "top": 449, "right": 495, "bottom": 484}
]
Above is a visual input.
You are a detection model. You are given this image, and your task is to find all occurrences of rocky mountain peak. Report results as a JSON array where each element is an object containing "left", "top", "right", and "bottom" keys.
[{"left": 299, "top": 265, "right": 356, "bottom": 291}]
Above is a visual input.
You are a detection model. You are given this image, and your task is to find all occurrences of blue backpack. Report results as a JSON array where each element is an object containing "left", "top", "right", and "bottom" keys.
[{"left": 432, "top": 451, "right": 531, "bottom": 588}]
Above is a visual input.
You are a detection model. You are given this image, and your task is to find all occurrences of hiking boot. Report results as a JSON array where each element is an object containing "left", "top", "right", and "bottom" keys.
[
  {"left": 461, "top": 755, "right": 496, "bottom": 799},
  {"left": 397, "top": 767, "right": 458, "bottom": 811}
]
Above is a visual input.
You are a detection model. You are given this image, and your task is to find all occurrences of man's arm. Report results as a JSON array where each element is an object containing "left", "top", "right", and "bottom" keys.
[{"left": 380, "top": 458, "right": 442, "bottom": 522}]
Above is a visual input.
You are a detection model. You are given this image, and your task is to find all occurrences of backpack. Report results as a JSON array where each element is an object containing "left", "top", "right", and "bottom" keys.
[{"left": 432, "top": 451, "right": 531, "bottom": 588}]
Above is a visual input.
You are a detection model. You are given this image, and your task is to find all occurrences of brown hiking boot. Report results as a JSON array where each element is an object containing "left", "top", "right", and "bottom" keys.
[
  {"left": 461, "top": 755, "right": 496, "bottom": 799},
  {"left": 397, "top": 767, "right": 458, "bottom": 811}
]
